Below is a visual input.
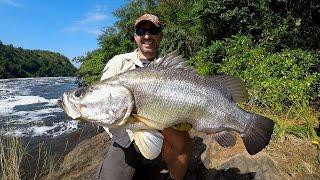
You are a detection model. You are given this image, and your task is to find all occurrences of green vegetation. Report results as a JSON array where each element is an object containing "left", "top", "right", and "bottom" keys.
[
  {"left": 0, "top": 41, "right": 76, "bottom": 79},
  {"left": 191, "top": 35, "right": 319, "bottom": 114},
  {"left": 77, "top": 0, "right": 319, "bottom": 140}
]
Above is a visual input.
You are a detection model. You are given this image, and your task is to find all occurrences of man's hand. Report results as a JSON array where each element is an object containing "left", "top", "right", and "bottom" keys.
[{"left": 161, "top": 127, "right": 193, "bottom": 180}]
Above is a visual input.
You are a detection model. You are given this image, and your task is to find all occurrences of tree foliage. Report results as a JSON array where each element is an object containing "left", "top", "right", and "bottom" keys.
[
  {"left": 77, "top": 0, "right": 320, "bottom": 112},
  {"left": 191, "top": 35, "right": 319, "bottom": 112},
  {"left": 0, "top": 43, "right": 76, "bottom": 79},
  {"left": 76, "top": 49, "right": 107, "bottom": 85}
]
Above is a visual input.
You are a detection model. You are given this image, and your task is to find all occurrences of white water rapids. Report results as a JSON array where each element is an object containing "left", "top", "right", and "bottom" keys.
[{"left": 0, "top": 77, "right": 79, "bottom": 137}]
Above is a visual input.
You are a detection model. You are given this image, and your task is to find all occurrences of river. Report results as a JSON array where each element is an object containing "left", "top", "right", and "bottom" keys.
[
  {"left": 0, "top": 77, "right": 101, "bottom": 178},
  {"left": 0, "top": 77, "right": 79, "bottom": 137}
]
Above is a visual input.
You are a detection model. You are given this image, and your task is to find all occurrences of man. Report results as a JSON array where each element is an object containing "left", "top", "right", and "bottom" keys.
[{"left": 96, "top": 14, "right": 193, "bottom": 180}]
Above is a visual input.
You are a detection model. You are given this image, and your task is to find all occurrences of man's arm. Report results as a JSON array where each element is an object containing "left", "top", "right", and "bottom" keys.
[{"left": 161, "top": 127, "right": 193, "bottom": 180}]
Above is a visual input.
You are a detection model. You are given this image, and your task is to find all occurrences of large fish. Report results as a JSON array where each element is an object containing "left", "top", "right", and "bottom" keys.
[{"left": 59, "top": 51, "right": 274, "bottom": 159}]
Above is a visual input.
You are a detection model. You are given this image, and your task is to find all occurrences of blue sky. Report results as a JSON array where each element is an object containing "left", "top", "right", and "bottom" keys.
[{"left": 0, "top": 0, "right": 127, "bottom": 68}]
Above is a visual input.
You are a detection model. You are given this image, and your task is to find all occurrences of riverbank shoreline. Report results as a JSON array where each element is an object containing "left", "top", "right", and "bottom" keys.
[
  {"left": 46, "top": 130, "right": 320, "bottom": 180},
  {"left": 3, "top": 121, "right": 318, "bottom": 179},
  {"left": 19, "top": 122, "right": 102, "bottom": 179}
]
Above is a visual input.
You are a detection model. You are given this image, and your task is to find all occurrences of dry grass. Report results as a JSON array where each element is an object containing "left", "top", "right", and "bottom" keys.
[
  {"left": 0, "top": 127, "right": 60, "bottom": 180},
  {"left": 240, "top": 103, "right": 320, "bottom": 179},
  {"left": 267, "top": 135, "right": 320, "bottom": 179},
  {"left": 0, "top": 132, "right": 26, "bottom": 180},
  {"left": 32, "top": 142, "right": 61, "bottom": 180}
]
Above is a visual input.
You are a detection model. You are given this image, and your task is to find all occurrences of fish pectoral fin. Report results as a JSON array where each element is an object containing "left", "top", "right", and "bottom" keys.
[
  {"left": 214, "top": 131, "right": 237, "bottom": 147},
  {"left": 133, "top": 130, "right": 163, "bottom": 160}
]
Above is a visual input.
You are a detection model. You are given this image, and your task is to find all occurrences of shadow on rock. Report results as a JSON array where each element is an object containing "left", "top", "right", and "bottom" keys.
[
  {"left": 185, "top": 137, "right": 256, "bottom": 180},
  {"left": 133, "top": 137, "right": 256, "bottom": 180}
]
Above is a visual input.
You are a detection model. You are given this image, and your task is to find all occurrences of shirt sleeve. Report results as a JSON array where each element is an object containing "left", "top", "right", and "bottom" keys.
[{"left": 100, "top": 56, "right": 121, "bottom": 81}]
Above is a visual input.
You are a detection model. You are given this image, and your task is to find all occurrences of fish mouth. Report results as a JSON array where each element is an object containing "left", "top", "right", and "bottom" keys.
[{"left": 58, "top": 95, "right": 81, "bottom": 119}]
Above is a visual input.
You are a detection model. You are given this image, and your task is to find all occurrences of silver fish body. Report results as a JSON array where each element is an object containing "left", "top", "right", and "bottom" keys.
[
  {"left": 60, "top": 51, "right": 274, "bottom": 157},
  {"left": 118, "top": 67, "right": 248, "bottom": 133}
]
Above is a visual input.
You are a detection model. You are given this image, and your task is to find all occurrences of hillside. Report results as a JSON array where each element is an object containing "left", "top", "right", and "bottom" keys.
[{"left": 0, "top": 41, "right": 76, "bottom": 78}]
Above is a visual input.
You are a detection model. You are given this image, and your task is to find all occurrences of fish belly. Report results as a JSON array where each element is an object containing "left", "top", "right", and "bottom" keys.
[{"left": 192, "top": 105, "right": 249, "bottom": 134}]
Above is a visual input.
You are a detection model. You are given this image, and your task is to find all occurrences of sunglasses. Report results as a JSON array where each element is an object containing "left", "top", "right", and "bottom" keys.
[{"left": 135, "top": 27, "right": 161, "bottom": 36}]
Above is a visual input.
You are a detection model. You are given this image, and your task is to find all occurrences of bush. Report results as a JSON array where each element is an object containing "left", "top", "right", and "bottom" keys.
[
  {"left": 189, "top": 41, "right": 224, "bottom": 75},
  {"left": 76, "top": 49, "right": 107, "bottom": 86},
  {"left": 191, "top": 35, "right": 320, "bottom": 113}
]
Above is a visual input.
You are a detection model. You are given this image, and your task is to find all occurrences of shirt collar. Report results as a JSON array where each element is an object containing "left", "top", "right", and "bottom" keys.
[
  {"left": 128, "top": 49, "right": 144, "bottom": 67},
  {"left": 123, "top": 49, "right": 159, "bottom": 67}
]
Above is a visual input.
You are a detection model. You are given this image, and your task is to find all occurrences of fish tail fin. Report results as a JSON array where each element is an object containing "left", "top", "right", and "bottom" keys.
[{"left": 241, "top": 114, "right": 274, "bottom": 155}]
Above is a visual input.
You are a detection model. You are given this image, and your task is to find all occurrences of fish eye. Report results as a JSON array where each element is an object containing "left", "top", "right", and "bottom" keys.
[{"left": 74, "top": 88, "right": 84, "bottom": 98}]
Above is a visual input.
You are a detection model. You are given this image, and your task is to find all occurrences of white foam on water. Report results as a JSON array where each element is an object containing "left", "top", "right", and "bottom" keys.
[
  {"left": 0, "top": 80, "right": 29, "bottom": 96},
  {"left": 28, "top": 120, "right": 78, "bottom": 137},
  {"left": 0, "top": 77, "right": 78, "bottom": 137},
  {"left": 2, "top": 120, "right": 79, "bottom": 137},
  {"left": 50, "top": 120, "right": 79, "bottom": 137},
  {"left": 29, "top": 125, "right": 58, "bottom": 136},
  {"left": 13, "top": 107, "right": 62, "bottom": 117},
  {"left": 3, "top": 129, "right": 24, "bottom": 137},
  {"left": 2, "top": 107, "right": 62, "bottom": 126},
  {"left": 0, "top": 96, "right": 59, "bottom": 115}
]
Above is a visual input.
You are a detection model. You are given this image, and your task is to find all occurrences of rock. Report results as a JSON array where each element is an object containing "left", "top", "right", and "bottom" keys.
[
  {"left": 47, "top": 132, "right": 111, "bottom": 180},
  {"left": 188, "top": 131, "right": 280, "bottom": 180},
  {"left": 48, "top": 131, "right": 283, "bottom": 180},
  {"left": 21, "top": 123, "right": 102, "bottom": 180},
  {"left": 218, "top": 154, "right": 279, "bottom": 180}
]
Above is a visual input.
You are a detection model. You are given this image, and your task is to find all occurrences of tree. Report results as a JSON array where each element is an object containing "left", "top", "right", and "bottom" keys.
[{"left": 0, "top": 42, "right": 76, "bottom": 79}]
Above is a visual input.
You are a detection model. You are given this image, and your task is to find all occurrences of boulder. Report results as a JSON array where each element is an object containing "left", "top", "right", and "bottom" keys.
[
  {"left": 47, "top": 132, "right": 111, "bottom": 180},
  {"left": 48, "top": 131, "right": 281, "bottom": 180}
]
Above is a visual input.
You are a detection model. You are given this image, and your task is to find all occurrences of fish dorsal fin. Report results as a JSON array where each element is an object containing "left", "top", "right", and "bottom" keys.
[
  {"left": 212, "top": 75, "right": 248, "bottom": 103},
  {"left": 133, "top": 130, "right": 163, "bottom": 160},
  {"left": 150, "top": 50, "right": 194, "bottom": 71}
]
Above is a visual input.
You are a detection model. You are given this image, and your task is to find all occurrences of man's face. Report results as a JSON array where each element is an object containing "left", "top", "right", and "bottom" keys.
[{"left": 134, "top": 21, "right": 163, "bottom": 55}]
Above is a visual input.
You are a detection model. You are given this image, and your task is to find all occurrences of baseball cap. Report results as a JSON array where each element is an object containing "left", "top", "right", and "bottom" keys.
[{"left": 135, "top": 14, "right": 163, "bottom": 29}]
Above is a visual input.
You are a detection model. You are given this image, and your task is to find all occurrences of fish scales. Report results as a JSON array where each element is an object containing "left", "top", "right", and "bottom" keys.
[
  {"left": 59, "top": 51, "right": 275, "bottom": 158},
  {"left": 118, "top": 67, "right": 247, "bottom": 133}
]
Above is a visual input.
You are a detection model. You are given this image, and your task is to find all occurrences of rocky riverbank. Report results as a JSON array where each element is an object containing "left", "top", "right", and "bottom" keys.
[
  {"left": 45, "top": 129, "right": 320, "bottom": 180},
  {"left": 20, "top": 123, "right": 102, "bottom": 179}
]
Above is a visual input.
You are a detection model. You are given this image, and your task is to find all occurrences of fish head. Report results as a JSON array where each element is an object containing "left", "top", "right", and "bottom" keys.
[{"left": 59, "top": 82, "right": 134, "bottom": 127}]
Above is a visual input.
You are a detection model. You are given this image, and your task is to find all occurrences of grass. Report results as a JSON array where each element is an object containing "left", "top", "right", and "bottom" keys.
[
  {"left": 0, "top": 131, "right": 26, "bottom": 180},
  {"left": 31, "top": 142, "right": 58, "bottom": 179},
  {"left": 241, "top": 103, "right": 319, "bottom": 142},
  {"left": 240, "top": 103, "right": 320, "bottom": 179},
  {"left": 0, "top": 124, "right": 61, "bottom": 180}
]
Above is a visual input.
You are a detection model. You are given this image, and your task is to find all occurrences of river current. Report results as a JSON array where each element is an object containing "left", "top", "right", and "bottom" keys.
[{"left": 0, "top": 77, "right": 79, "bottom": 137}]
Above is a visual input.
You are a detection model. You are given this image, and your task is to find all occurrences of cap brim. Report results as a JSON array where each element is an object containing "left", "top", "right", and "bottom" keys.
[{"left": 135, "top": 20, "right": 162, "bottom": 29}]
